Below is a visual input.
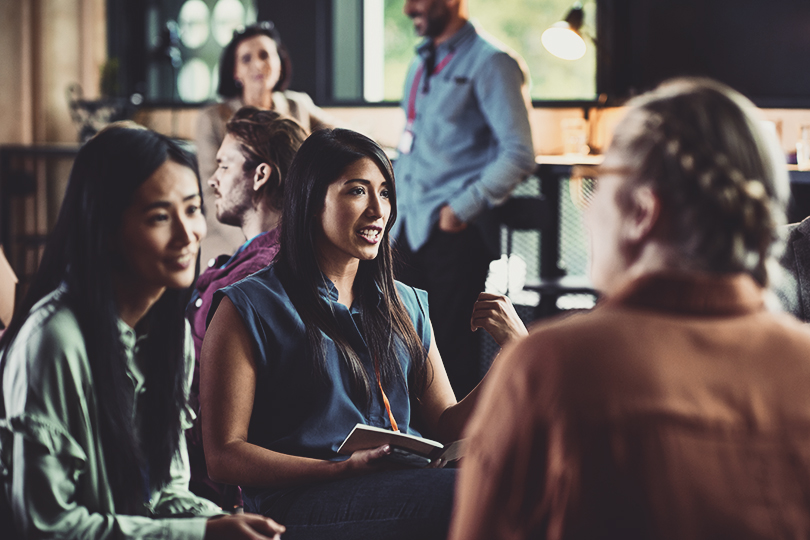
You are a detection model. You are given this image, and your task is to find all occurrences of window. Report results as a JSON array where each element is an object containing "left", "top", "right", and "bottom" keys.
[
  {"left": 377, "top": 0, "right": 597, "bottom": 103},
  {"left": 110, "top": 1, "right": 596, "bottom": 105},
  {"left": 140, "top": 0, "right": 256, "bottom": 103}
]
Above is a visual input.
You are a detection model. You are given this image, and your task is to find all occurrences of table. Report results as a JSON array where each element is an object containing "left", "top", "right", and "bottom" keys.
[{"left": 505, "top": 155, "right": 600, "bottom": 318}]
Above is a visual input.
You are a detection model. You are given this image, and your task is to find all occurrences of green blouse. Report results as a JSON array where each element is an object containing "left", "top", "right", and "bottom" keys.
[{"left": 0, "top": 286, "right": 222, "bottom": 539}]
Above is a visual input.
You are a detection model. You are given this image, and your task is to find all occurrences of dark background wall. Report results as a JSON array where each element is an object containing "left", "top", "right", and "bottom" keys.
[
  {"left": 257, "top": 0, "right": 332, "bottom": 103},
  {"left": 598, "top": 0, "right": 810, "bottom": 107}
]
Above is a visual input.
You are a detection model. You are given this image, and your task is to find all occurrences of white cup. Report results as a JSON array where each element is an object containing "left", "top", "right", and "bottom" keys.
[
  {"left": 798, "top": 125, "right": 810, "bottom": 171},
  {"left": 561, "top": 118, "right": 589, "bottom": 156}
]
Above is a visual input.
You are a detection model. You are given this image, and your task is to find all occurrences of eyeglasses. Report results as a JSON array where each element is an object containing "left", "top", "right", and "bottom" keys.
[
  {"left": 571, "top": 164, "right": 637, "bottom": 180},
  {"left": 568, "top": 165, "right": 637, "bottom": 210}
]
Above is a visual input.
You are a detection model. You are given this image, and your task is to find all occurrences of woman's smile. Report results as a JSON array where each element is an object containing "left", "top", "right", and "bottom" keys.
[
  {"left": 165, "top": 251, "right": 196, "bottom": 270},
  {"left": 117, "top": 159, "right": 206, "bottom": 298},
  {"left": 358, "top": 225, "right": 383, "bottom": 244}
]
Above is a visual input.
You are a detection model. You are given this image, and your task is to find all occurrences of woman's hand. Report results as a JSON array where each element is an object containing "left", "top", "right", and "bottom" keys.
[
  {"left": 341, "top": 445, "right": 393, "bottom": 475},
  {"left": 205, "top": 513, "right": 285, "bottom": 539},
  {"left": 428, "top": 458, "right": 447, "bottom": 469},
  {"left": 470, "top": 292, "right": 528, "bottom": 347}
]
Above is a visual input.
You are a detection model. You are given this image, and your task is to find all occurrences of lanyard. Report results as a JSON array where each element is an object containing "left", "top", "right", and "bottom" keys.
[
  {"left": 406, "top": 52, "right": 456, "bottom": 124},
  {"left": 374, "top": 358, "right": 399, "bottom": 432}
]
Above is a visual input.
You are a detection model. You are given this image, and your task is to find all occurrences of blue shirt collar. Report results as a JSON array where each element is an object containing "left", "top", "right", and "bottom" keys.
[
  {"left": 318, "top": 274, "right": 341, "bottom": 304},
  {"left": 316, "top": 273, "right": 385, "bottom": 310}
]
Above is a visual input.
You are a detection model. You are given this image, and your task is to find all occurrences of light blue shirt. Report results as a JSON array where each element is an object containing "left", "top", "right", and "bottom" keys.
[{"left": 392, "top": 21, "right": 536, "bottom": 253}]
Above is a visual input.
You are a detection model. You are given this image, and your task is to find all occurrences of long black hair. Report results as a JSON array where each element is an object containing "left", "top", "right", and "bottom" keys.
[
  {"left": 275, "top": 128, "right": 430, "bottom": 407},
  {"left": 0, "top": 123, "right": 200, "bottom": 513},
  {"left": 217, "top": 21, "right": 293, "bottom": 99}
]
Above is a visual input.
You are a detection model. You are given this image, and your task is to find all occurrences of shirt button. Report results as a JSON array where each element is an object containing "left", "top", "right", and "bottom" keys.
[{"left": 195, "top": 298, "right": 203, "bottom": 308}]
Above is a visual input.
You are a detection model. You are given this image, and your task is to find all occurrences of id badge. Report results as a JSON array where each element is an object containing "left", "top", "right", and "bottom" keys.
[{"left": 398, "top": 127, "right": 414, "bottom": 155}]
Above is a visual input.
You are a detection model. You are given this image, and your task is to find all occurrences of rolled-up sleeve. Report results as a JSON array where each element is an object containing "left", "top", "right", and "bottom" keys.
[{"left": 449, "top": 52, "right": 535, "bottom": 223}]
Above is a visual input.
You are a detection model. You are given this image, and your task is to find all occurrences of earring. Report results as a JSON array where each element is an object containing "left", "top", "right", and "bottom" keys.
[{"left": 234, "top": 78, "right": 243, "bottom": 89}]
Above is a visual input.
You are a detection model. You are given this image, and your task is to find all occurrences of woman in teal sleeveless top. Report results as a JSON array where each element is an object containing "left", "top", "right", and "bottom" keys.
[{"left": 201, "top": 128, "right": 527, "bottom": 539}]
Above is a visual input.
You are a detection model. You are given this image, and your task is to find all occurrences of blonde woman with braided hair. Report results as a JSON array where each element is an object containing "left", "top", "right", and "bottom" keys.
[{"left": 450, "top": 78, "right": 810, "bottom": 540}]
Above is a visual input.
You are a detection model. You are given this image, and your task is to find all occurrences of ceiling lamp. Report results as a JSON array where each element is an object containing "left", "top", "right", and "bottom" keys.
[{"left": 541, "top": 3, "right": 587, "bottom": 61}]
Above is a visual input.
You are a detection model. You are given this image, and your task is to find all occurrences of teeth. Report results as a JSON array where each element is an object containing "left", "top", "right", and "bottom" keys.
[{"left": 359, "top": 228, "right": 381, "bottom": 240}]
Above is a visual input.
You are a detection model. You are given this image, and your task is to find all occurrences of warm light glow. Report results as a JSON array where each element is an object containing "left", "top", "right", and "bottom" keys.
[
  {"left": 363, "top": 0, "right": 384, "bottom": 102},
  {"left": 541, "top": 22, "right": 587, "bottom": 61}
]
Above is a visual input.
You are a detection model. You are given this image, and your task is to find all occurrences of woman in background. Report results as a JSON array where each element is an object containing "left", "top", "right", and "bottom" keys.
[
  {"left": 0, "top": 123, "right": 283, "bottom": 539},
  {"left": 197, "top": 21, "right": 332, "bottom": 263}
]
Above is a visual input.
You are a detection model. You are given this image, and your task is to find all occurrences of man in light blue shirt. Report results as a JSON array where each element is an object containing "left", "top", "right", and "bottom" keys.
[{"left": 393, "top": 0, "right": 535, "bottom": 397}]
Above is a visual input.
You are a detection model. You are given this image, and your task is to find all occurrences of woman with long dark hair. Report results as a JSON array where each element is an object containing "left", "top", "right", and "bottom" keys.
[
  {"left": 201, "top": 128, "right": 525, "bottom": 539},
  {"left": 0, "top": 123, "right": 284, "bottom": 539}
]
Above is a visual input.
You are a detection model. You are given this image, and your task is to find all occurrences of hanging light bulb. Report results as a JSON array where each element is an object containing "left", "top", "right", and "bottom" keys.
[{"left": 541, "top": 3, "right": 587, "bottom": 61}]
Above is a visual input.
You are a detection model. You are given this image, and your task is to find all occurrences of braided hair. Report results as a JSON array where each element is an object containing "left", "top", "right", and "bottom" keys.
[{"left": 608, "top": 78, "right": 788, "bottom": 285}]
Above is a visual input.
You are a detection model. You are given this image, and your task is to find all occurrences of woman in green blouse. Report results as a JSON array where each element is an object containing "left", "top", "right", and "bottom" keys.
[{"left": 0, "top": 123, "right": 284, "bottom": 539}]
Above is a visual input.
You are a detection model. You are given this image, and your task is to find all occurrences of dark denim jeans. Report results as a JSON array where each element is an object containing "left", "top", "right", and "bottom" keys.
[
  {"left": 395, "top": 228, "right": 492, "bottom": 399},
  {"left": 243, "top": 468, "right": 456, "bottom": 540}
]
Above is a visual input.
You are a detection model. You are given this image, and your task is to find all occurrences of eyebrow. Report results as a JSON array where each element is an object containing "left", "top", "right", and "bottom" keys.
[
  {"left": 143, "top": 193, "right": 201, "bottom": 211},
  {"left": 216, "top": 152, "right": 236, "bottom": 164},
  {"left": 342, "top": 179, "right": 389, "bottom": 187}
]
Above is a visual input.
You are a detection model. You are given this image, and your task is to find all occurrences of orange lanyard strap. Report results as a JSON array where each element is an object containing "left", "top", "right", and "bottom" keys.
[{"left": 374, "top": 360, "right": 399, "bottom": 432}]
